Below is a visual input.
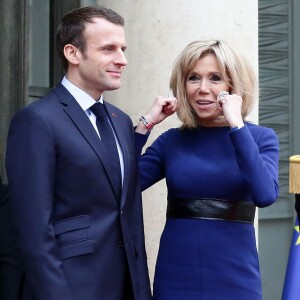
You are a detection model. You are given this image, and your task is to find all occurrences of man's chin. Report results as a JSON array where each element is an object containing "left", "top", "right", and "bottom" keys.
[{"left": 107, "top": 83, "right": 122, "bottom": 91}]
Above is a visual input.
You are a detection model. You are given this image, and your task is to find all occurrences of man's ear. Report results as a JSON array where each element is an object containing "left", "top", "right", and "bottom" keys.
[{"left": 63, "top": 44, "right": 81, "bottom": 66}]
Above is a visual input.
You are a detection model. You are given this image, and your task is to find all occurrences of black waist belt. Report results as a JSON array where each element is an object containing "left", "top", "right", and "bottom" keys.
[{"left": 167, "top": 197, "right": 256, "bottom": 224}]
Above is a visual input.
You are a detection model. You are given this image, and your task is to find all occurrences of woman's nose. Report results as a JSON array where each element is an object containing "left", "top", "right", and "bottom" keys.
[{"left": 198, "top": 79, "right": 210, "bottom": 93}]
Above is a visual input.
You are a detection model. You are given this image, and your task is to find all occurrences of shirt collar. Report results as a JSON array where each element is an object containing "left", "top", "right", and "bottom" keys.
[{"left": 61, "top": 76, "right": 103, "bottom": 112}]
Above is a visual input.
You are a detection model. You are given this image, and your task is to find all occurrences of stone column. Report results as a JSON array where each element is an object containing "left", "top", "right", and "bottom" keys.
[
  {"left": 0, "top": 0, "right": 28, "bottom": 181},
  {"left": 98, "top": 0, "right": 259, "bottom": 285}
]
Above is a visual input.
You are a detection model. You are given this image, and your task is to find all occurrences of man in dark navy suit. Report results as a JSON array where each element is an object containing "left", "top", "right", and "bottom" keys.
[
  {"left": 6, "top": 6, "right": 175, "bottom": 300},
  {"left": 0, "top": 175, "right": 23, "bottom": 300}
]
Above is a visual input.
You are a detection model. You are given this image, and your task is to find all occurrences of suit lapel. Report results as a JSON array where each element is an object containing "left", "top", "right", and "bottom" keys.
[{"left": 54, "top": 84, "right": 121, "bottom": 202}]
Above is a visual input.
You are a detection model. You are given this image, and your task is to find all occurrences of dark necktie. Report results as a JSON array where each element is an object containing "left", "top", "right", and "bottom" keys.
[{"left": 90, "top": 102, "right": 121, "bottom": 198}]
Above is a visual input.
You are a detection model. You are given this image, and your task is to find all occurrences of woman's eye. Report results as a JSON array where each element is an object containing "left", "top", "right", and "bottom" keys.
[
  {"left": 210, "top": 74, "right": 221, "bottom": 81},
  {"left": 187, "top": 75, "right": 199, "bottom": 82}
]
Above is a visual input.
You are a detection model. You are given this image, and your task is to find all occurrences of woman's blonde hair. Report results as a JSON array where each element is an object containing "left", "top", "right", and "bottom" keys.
[{"left": 170, "top": 40, "right": 258, "bottom": 128}]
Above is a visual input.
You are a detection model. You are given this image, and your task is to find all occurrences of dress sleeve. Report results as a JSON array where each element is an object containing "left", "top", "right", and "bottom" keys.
[
  {"left": 138, "top": 129, "right": 174, "bottom": 191},
  {"left": 229, "top": 125, "right": 279, "bottom": 207},
  {"left": 134, "top": 130, "right": 150, "bottom": 157}
]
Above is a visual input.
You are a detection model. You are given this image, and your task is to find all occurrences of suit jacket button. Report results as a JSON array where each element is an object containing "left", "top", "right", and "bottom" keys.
[{"left": 118, "top": 241, "right": 125, "bottom": 249}]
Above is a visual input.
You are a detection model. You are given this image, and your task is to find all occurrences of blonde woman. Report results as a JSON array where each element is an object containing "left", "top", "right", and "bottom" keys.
[{"left": 138, "top": 40, "right": 279, "bottom": 300}]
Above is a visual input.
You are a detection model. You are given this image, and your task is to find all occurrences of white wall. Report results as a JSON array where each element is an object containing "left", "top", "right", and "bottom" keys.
[{"left": 98, "top": 0, "right": 258, "bottom": 286}]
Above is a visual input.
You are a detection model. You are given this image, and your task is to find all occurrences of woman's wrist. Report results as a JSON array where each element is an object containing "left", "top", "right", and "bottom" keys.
[
  {"left": 229, "top": 119, "right": 244, "bottom": 129},
  {"left": 229, "top": 121, "right": 244, "bottom": 132},
  {"left": 135, "top": 114, "right": 155, "bottom": 134},
  {"left": 139, "top": 115, "right": 154, "bottom": 130}
]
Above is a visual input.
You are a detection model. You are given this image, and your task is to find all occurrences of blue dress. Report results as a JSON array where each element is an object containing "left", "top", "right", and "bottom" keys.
[{"left": 139, "top": 123, "right": 279, "bottom": 300}]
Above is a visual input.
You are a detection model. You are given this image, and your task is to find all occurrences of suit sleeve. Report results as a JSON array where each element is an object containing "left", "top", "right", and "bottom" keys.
[
  {"left": 229, "top": 125, "right": 279, "bottom": 207},
  {"left": 6, "top": 107, "right": 74, "bottom": 299}
]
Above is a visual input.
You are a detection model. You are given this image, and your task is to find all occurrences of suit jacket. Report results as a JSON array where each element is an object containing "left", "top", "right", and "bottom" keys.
[
  {"left": 6, "top": 83, "right": 151, "bottom": 300},
  {"left": 0, "top": 177, "right": 23, "bottom": 300}
]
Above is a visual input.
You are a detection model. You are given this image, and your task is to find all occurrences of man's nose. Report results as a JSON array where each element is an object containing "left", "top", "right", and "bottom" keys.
[{"left": 115, "top": 50, "right": 128, "bottom": 66}]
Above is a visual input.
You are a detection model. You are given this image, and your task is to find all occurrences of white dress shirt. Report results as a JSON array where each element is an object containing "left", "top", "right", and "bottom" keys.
[{"left": 61, "top": 77, "right": 124, "bottom": 184}]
